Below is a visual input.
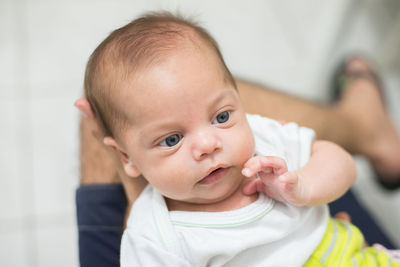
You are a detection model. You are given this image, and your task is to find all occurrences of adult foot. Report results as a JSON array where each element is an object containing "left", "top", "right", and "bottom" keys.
[{"left": 335, "top": 56, "right": 400, "bottom": 189}]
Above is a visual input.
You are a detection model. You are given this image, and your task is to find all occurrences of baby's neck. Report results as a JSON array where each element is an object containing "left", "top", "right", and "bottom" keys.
[{"left": 166, "top": 177, "right": 258, "bottom": 212}]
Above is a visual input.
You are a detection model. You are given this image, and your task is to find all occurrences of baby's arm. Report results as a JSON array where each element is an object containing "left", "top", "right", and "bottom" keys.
[{"left": 242, "top": 140, "right": 356, "bottom": 206}]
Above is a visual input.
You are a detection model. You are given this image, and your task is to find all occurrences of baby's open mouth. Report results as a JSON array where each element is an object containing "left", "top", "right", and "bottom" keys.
[{"left": 198, "top": 167, "right": 229, "bottom": 185}]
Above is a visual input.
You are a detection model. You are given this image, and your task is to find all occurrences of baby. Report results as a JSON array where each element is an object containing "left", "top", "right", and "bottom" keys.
[{"left": 84, "top": 12, "right": 400, "bottom": 267}]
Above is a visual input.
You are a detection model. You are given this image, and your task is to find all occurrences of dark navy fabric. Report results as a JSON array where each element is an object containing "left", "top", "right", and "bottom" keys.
[
  {"left": 76, "top": 184, "right": 127, "bottom": 267},
  {"left": 329, "top": 189, "right": 395, "bottom": 249}
]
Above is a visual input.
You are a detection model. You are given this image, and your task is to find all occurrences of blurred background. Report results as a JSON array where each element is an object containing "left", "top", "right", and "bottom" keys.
[{"left": 1, "top": 0, "right": 400, "bottom": 266}]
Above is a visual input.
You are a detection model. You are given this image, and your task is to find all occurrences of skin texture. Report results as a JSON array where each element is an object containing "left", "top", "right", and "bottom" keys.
[{"left": 104, "top": 44, "right": 258, "bottom": 212}]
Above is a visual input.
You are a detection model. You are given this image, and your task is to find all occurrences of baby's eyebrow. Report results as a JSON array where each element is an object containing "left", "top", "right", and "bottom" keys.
[
  {"left": 207, "top": 88, "right": 236, "bottom": 109},
  {"left": 137, "top": 121, "right": 178, "bottom": 141}
]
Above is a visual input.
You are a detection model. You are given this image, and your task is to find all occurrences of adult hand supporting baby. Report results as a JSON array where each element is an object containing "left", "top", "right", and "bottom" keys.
[{"left": 75, "top": 97, "right": 147, "bottom": 205}]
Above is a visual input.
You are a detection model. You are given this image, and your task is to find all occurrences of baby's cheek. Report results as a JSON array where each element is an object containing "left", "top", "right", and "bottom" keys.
[
  {"left": 236, "top": 128, "right": 255, "bottom": 164},
  {"left": 145, "top": 160, "right": 182, "bottom": 189},
  {"left": 151, "top": 172, "right": 184, "bottom": 199}
]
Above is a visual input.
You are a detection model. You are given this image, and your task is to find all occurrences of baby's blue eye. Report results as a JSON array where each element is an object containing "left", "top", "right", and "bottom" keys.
[
  {"left": 160, "top": 134, "right": 182, "bottom": 147},
  {"left": 212, "top": 111, "right": 230, "bottom": 124}
]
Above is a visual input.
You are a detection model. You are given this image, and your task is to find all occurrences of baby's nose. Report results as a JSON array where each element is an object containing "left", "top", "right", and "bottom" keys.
[{"left": 192, "top": 131, "right": 222, "bottom": 160}]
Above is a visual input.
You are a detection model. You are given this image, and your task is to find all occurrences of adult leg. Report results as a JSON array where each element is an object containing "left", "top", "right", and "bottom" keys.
[
  {"left": 238, "top": 79, "right": 349, "bottom": 147},
  {"left": 237, "top": 57, "right": 400, "bottom": 185},
  {"left": 331, "top": 58, "right": 400, "bottom": 184}
]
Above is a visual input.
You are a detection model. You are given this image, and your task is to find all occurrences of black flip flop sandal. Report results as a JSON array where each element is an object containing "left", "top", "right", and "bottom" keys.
[
  {"left": 332, "top": 56, "right": 400, "bottom": 191},
  {"left": 332, "top": 56, "right": 384, "bottom": 102}
]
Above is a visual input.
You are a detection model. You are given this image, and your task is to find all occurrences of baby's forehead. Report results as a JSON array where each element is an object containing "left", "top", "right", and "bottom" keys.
[
  {"left": 118, "top": 42, "right": 223, "bottom": 86},
  {"left": 110, "top": 37, "right": 234, "bottom": 119},
  {"left": 117, "top": 73, "right": 234, "bottom": 123}
]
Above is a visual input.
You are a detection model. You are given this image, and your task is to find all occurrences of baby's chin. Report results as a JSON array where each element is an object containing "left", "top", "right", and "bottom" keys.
[{"left": 197, "top": 180, "right": 249, "bottom": 211}]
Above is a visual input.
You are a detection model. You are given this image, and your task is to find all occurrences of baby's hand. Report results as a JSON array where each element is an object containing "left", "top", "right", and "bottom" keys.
[{"left": 241, "top": 156, "right": 308, "bottom": 206}]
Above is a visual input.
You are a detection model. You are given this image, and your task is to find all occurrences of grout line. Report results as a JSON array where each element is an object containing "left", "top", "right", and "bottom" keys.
[{"left": 0, "top": 211, "right": 76, "bottom": 234}]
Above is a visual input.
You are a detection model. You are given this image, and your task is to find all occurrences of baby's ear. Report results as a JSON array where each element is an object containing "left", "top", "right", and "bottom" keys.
[{"left": 103, "top": 137, "right": 141, "bottom": 178}]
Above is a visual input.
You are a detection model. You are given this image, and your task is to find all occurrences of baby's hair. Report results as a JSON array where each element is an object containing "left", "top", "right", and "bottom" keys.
[{"left": 84, "top": 11, "right": 236, "bottom": 138}]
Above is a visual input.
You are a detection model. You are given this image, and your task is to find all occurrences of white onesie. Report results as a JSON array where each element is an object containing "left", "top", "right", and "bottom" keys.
[{"left": 120, "top": 114, "right": 329, "bottom": 267}]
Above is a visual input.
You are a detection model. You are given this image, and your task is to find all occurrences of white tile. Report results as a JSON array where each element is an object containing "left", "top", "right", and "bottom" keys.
[
  {"left": 169, "top": 0, "right": 350, "bottom": 100},
  {"left": 0, "top": 99, "right": 25, "bottom": 220},
  {"left": 0, "top": 228, "right": 30, "bottom": 267},
  {"left": 35, "top": 214, "right": 78, "bottom": 267},
  {"left": 22, "top": 0, "right": 348, "bottom": 101},
  {"left": 0, "top": 0, "right": 22, "bottom": 99},
  {"left": 24, "top": 0, "right": 166, "bottom": 98},
  {"left": 180, "top": 1, "right": 297, "bottom": 88},
  {"left": 13, "top": 96, "right": 37, "bottom": 221},
  {"left": 31, "top": 96, "right": 80, "bottom": 216}
]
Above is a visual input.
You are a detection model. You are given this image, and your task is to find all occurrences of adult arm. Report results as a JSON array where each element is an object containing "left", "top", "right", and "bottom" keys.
[{"left": 76, "top": 107, "right": 146, "bottom": 267}]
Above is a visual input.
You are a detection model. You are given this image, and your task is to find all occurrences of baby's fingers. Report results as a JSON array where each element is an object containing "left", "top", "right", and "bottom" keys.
[
  {"left": 242, "top": 156, "right": 287, "bottom": 177},
  {"left": 242, "top": 179, "right": 265, "bottom": 195},
  {"left": 259, "top": 157, "right": 287, "bottom": 175},
  {"left": 242, "top": 156, "right": 265, "bottom": 177},
  {"left": 242, "top": 179, "right": 258, "bottom": 195}
]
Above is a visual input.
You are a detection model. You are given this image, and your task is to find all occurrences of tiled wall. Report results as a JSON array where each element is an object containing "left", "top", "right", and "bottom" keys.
[
  {"left": 1, "top": 1, "right": 399, "bottom": 266},
  {"left": 1, "top": 0, "right": 82, "bottom": 265}
]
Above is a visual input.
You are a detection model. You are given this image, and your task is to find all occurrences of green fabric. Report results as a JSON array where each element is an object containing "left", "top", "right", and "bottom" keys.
[{"left": 305, "top": 218, "right": 399, "bottom": 266}]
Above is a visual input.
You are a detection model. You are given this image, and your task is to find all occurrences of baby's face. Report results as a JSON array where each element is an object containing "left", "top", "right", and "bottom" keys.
[{"left": 118, "top": 46, "right": 255, "bottom": 210}]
